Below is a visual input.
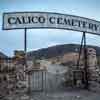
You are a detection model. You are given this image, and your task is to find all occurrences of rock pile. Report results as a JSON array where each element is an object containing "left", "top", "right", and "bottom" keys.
[{"left": 0, "top": 63, "right": 28, "bottom": 99}]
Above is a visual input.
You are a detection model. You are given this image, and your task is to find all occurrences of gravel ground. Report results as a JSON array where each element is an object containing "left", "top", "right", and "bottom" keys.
[{"left": 2, "top": 89, "right": 100, "bottom": 100}]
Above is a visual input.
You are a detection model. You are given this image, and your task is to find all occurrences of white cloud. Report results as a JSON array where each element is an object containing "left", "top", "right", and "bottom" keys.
[{"left": 0, "top": 0, "right": 100, "bottom": 56}]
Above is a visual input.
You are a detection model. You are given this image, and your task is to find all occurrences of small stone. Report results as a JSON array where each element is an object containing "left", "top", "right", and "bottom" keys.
[
  {"left": 20, "top": 95, "right": 29, "bottom": 100},
  {"left": 76, "top": 95, "right": 81, "bottom": 99}
]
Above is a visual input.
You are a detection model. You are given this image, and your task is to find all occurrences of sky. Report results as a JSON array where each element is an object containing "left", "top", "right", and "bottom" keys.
[{"left": 0, "top": 0, "right": 100, "bottom": 56}]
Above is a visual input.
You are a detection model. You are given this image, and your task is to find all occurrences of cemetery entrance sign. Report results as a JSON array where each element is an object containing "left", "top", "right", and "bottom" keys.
[
  {"left": 2, "top": 12, "right": 100, "bottom": 90},
  {"left": 3, "top": 12, "right": 100, "bottom": 35}
]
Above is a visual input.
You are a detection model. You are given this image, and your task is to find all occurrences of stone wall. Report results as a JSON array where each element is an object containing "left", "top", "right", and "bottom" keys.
[
  {"left": 0, "top": 62, "right": 27, "bottom": 99},
  {"left": 87, "top": 48, "right": 100, "bottom": 92}
]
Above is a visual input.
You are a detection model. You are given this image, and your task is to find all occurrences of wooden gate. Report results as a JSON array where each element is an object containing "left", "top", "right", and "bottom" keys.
[{"left": 28, "top": 69, "right": 46, "bottom": 92}]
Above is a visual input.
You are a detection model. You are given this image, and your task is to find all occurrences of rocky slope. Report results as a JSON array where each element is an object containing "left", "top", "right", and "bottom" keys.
[{"left": 27, "top": 44, "right": 100, "bottom": 60}]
